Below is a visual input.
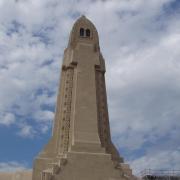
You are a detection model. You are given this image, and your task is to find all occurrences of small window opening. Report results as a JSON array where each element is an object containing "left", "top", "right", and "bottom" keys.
[
  {"left": 86, "top": 29, "right": 90, "bottom": 37},
  {"left": 80, "top": 28, "right": 84, "bottom": 37}
]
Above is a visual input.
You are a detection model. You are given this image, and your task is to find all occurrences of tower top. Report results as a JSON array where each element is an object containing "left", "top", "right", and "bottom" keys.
[{"left": 68, "top": 15, "right": 100, "bottom": 50}]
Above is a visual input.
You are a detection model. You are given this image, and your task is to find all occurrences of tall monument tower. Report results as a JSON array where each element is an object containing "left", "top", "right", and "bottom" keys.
[{"left": 32, "top": 16, "right": 133, "bottom": 180}]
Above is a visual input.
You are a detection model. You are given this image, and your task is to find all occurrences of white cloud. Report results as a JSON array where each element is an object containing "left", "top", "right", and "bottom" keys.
[
  {"left": 0, "top": 112, "right": 15, "bottom": 126},
  {"left": 33, "top": 110, "right": 54, "bottom": 124},
  {"left": 17, "top": 124, "right": 35, "bottom": 138},
  {"left": 0, "top": 161, "right": 28, "bottom": 172},
  {"left": 130, "top": 148, "right": 180, "bottom": 175}
]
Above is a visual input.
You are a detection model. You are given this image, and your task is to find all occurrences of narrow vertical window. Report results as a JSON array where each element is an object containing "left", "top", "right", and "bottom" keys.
[
  {"left": 86, "top": 29, "right": 90, "bottom": 37},
  {"left": 80, "top": 28, "right": 84, "bottom": 37}
]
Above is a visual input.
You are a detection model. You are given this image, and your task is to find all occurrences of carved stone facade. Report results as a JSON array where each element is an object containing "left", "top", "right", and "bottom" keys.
[
  {"left": 32, "top": 15, "right": 135, "bottom": 180},
  {"left": 58, "top": 67, "right": 74, "bottom": 155}
]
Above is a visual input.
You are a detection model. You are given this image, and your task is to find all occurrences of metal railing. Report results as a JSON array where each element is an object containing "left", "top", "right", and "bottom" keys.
[{"left": 140, "top": 169, "right": 180, "bottom": 179}]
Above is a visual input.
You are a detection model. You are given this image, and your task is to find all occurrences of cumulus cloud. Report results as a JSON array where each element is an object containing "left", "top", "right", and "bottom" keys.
[
  {"left": 110, "top": 30, "right": 180, "bottom": 149},
  {"left": 0, "top": 112, "right": 15, "bottom": 126},
  {"left": 131, "top": 148, "right": 180, "bottom": 175},
  {"left": 17, "top": 124, "right": 35, "bottom": 138},
  {"left": 0, "top": 161, "right": 28, "bottom": 172},
  {"left": 0, "top": 0, "right": 180, "bottom": 174}
]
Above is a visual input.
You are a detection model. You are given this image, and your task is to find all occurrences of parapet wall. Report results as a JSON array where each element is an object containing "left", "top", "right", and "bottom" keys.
[{"left": 0, "top": 170, "right": 32, "bottom": 180}]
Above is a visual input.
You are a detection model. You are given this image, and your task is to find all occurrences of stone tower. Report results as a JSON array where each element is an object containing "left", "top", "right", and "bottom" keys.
[{"left": 32, "top": 16, "right": 133, "bottom": 180}]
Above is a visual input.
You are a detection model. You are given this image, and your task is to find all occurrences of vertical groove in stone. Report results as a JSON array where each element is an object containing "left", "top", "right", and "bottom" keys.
[
  {"left": 95, "top": 69, "right": 111, "bottom": 151},
  {"left": 54, "top": 68, "right": 67, "bottom": 154},
  {"left": 58, "top": 67, "right": 74, "bottom": 155}
]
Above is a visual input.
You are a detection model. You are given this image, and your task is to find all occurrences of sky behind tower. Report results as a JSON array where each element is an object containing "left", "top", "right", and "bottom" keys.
[{"left": 0, "top": 0, "right": 180, "bottom": 175}]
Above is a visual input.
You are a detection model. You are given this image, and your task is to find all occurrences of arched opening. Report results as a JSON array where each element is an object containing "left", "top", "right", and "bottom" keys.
[
  {"left": 80, "top": 28, "right": 84, "bottom": 37},
  {"left": 86, "top": 29, "right": 90, "bottom": 37}
]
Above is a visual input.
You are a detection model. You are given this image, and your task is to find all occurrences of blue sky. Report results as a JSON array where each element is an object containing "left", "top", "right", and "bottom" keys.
[{"left": 0, "top": 0, "right": 180, "bottom": 175}]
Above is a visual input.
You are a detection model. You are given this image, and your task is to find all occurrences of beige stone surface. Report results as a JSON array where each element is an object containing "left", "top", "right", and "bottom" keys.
[{"left": 0, "top": 170, "right": 32, "bottom": 180}]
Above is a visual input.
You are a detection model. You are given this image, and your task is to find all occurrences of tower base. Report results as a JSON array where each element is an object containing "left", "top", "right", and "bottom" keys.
[{"left": 33, "top": 151, "right": 134, "bottom": 180}]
